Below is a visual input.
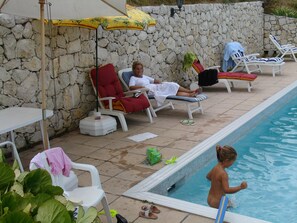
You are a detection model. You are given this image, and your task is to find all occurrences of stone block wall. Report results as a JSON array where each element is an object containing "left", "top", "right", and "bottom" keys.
[{"left": 0, "top": 2, "right": 264, "bottom": 148}]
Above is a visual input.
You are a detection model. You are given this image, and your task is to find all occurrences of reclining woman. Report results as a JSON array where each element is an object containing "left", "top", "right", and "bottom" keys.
[{"left": 129, "top": 61, "right": 200, "bottom": 106}]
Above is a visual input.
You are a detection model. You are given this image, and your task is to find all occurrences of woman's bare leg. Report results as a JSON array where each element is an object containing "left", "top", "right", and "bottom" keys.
[{"left": 177, "top": 92, "right": 196, "bottom": 97}]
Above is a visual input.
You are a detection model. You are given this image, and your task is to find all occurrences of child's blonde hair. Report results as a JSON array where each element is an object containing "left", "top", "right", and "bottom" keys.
[{"left": 216, "top": 145, "right": 237, "bottom": 162}]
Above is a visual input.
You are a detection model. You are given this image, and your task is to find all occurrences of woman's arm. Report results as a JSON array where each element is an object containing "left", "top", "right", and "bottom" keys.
[
  {"left": 129, "top": 85, "right": 146, "bottom": 90},
  {"left": 154, "top": 79, "right": 161, "bottom": 84}
]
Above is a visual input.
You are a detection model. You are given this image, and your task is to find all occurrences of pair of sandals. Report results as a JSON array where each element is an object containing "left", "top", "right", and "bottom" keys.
[
  {"left": 180, "top": 119, "right": 195, "bottom": 126},
  {"left": 139, "top": 205, "right": 161, "bottom": 220}
]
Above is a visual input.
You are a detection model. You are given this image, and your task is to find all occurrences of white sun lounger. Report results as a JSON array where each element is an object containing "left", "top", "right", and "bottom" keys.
[
  {"left": 269, "top": 34, "right": 297, "bottom": 62},
  {"left": 118, "top": 68, "right": 208, "bottom": 119},
  {"left": 231, "top": 51, "right": 285, "bottom": 77}
]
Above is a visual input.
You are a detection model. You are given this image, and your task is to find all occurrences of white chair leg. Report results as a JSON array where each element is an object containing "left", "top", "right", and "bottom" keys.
[
  {"left": 187, "top": 104, "right": 193, "bottom": 120},
  {"left": 247, "top": 82, "right": 252, "bottom": 92},
  {"left": 169, "top": 101, "right": 175, "bottom": 110},
  {"left": 220, "top": 79, "right": 231, "bottom": 93},
  {"left": 279, "top": 65, "right": 283, "bottom": 75},
  {"left": 292, "top": 52, "right": 297, "bottom": 62},
  {"left": 272, "top": 66, "right": 276, "bottom": 77},
  {"left": 149, "top": 105, "right": 157, "bottom": 118},
  {"left": 145, "top": 108, "right": 153, "bottom": 123},
  {"left": 117, "top": 113, "right": 128, "bottom": 132},
  {"left": 199, "top": 102, "right": 204, "bottom": 114},
  {"left": 101, "top": 196, "right": 112, "bottom": 223},
  {"left": 0, "top": 141, "right": 24, "bottom": 172}
]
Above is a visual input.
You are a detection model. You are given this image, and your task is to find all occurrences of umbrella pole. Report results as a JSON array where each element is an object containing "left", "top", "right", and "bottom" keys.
[
  {"left": 95, "top": 29, "right": 99, "bottom": 112},
  {"left": 40, "top": 0, "right": 49, "bottom": 150}
]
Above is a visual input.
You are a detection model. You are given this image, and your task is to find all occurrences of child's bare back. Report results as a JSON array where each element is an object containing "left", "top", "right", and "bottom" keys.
[{"left": 206, "top": 145, "right": 247, "bottom": 208}]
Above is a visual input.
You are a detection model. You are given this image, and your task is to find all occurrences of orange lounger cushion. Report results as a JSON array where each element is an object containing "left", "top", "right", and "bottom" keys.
[{"left": 218, "top": 72, "right": 257, "bottom": 81}]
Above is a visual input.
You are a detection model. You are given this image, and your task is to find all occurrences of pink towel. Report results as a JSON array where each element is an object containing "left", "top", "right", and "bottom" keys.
[{"left": 45, "top": 147, "right": 72, "bottom": 177}]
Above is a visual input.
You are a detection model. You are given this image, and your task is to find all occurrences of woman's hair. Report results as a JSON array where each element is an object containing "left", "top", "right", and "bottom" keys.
[
  {"left": 216, "top": 145, "right": 237, "bottom": 162},
  {"left": 132, "top": 61, "right": 143, "bottom": 71}
]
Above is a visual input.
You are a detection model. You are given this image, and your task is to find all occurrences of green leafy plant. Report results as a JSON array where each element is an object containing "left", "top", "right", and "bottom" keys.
[
  {"left": 182, "top": 52, "right": 197, "bottom": 71},
  {"left": 272, "top": 7, "right": 297, "bottom": 18},
  {"left": 0, "top": 156, "right": 100, "bottom": 223}
]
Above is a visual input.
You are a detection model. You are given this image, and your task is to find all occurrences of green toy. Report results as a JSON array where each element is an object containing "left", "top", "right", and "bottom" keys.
[
  {"left": 165, "top": 156, "right": 178, "bottom": 165},
  {"left": 146, "top": 147, "right": 162, "bottom": 165},
  {"left": 98, "top": 209, "right": 118, "bottom": 218}
]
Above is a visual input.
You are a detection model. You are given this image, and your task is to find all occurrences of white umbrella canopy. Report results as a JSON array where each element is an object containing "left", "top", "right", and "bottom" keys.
[
  {"left": 0, "top": 0, "right": 127, "bottom": 149},
  {"left": 0, "top": 0, "right": 127, "bottom": 19}
]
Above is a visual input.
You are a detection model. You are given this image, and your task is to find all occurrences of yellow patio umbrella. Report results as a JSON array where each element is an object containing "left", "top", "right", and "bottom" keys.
[
  {"left": 52, "top": 4, "right": 156, "bottom": 30},
  {"left": 51, "top": 4, "right": 156, "bottom": 113}
]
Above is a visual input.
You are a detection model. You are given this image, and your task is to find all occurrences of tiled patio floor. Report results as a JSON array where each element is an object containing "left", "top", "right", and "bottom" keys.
[{"left": 20, "top": 62, "right": 297, "bottom": 223}]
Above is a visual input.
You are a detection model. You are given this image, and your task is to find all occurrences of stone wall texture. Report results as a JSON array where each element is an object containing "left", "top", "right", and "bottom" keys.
[
  {"left": 0, "top": 1, "right": 277, "bottom": 149},
  {"left": 264, "top": 14, "right": 297, "bottom": 53}
]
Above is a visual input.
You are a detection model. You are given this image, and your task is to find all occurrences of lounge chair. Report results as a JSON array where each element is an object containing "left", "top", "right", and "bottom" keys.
[
  {"left": 269, "top": 34, "right": 297, "bottom": 62},
  {"left": 118, "top": 68, "right": 208, "bottom": 119},
  {"left": 227, "top": 42, "right": 285, "bottom": 77},
  {"left": 90, "top": 64, "right": 153, "bottom": 132},
  {"left": 191, "top": 60, "right": 257, "bottom": 93}
]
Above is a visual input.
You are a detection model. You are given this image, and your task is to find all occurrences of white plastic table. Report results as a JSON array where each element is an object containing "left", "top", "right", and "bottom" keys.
[{"left": 0, "top": 107, "right": 53, "bottom": 170}]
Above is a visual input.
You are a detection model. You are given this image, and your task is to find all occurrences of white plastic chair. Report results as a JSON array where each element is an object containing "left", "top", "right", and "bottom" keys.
[
  {"left": 29, "top": 148, "right": 112, "bottom": 223},
  {"left": 0, "top": 141, "right": 24, "bottom": 172},
  {"left": 269, "top": 34, "right": 297, "bottom": 62}
]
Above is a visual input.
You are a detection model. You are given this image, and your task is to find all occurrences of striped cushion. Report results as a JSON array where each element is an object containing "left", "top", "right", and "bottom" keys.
[
  {"left": 282, "top": 46, "right": 297, "bottom": 52},
  {"left": 248, "top": 57, "right": 284, "bottom": 63},
  {"left": 218, "top": 72, "right": 257, "bottom": 81},
  {"left": 232, "top": 52, "right": 284, "bottom": 64},
  {"left": 148, "top": 94, "right": 208, "bottom": 102}
]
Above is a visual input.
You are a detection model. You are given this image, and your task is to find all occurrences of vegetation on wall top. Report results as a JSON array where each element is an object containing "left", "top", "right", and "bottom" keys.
[{"left": 127, "top": 0, "right": 297, "bottom": 18}]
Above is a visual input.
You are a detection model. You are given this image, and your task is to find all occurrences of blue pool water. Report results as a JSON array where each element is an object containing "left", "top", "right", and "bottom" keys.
[{"left": 168, "top": 97, "right": 297, "bottom": 223}]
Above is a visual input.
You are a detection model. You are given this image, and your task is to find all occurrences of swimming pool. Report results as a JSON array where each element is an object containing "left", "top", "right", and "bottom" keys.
[
  {"left": 124, "top": 80, "right": 297, "bottom": 223},
  {"left": 168, "top": 94, "right": 297, "bottom": 223}
]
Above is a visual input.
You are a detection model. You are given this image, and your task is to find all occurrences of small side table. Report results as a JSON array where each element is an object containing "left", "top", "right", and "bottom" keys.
[{"left": 0, "top": 107, "right": 53, "bottom": 171}]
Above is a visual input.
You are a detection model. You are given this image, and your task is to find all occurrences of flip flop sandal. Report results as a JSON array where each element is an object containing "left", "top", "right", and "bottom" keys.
[
  {"left": 180, "top": 119, "right": 195, "bottom": 126},
  {"left": 150, "top": 205, "right": 161, "bottom": 214},
  {"left": 139, "top": 210, "right": 158, "bottom": 220},
  {"left": 141, "top": 205, "right": 161, "bottom": 214}
]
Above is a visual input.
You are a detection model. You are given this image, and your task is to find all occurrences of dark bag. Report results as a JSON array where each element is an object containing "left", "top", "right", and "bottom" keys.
[
  {"left": 116, "top": 214, "right": 128, "bottom": 223},
  {"left": 198, "top": 69, "right": 218, "bottom": 86}
]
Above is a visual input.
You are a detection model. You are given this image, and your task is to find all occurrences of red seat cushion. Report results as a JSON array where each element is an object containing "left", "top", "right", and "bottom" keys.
[
  {"left": 119, "top": 95, "right": 150, "bottom": 113},
  {"left": 90, "top": 64, "right": 150, "bottom": 113},
  {"left": 218, "top": 72, "right": 257, "bottom": 81}
]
